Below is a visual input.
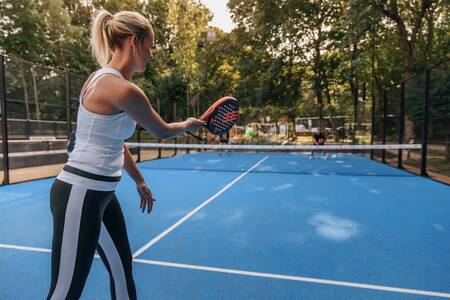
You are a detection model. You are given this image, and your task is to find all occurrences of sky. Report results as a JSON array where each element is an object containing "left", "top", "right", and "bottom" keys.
[{"left": 199, "top": 0, "right": 235, "bottom": 32}]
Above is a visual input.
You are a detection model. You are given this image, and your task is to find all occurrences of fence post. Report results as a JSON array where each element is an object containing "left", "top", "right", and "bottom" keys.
[
  {"left": 353, "top": 84, "right": 358, "bottom": 144},
  {"left": 398, "top": 82, "right": 405, "bottom": 168},
  {"left": 65, "top": 74, "right": 72, "bottom": 135},
  {"left": 382, "top": 90, "right": 387, "bottom": 163},
  {"left": 420, "top": 70, "right": 430, "bottom": 176},
  {"left": 370, "top": 88, "right": 376, "bottom": 160},
  {"left": 0, "top": 55, "right": 10, "bottom": 184},
  {"left": 361, "top": 81, "right": 366, "bottom": 124}
]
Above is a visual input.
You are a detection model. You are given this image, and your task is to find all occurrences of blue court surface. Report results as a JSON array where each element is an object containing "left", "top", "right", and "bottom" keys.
[{"left": 1, "top": 152, "right": 450, "bottom": 299}]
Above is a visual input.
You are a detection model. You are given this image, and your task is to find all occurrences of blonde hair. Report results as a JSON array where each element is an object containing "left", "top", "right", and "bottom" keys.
[{"left": 90, "top": 10, "right": 153, "bottom": 66}]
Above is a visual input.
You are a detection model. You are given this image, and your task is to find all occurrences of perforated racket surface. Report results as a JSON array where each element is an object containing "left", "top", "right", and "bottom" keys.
[{"left": 200, "top": 96, "right": 239, "bottom": 135}]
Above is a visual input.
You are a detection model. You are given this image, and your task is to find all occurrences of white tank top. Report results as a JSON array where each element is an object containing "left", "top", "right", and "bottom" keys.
[{"left": 64, "top": 67, "right": 136, "bottom": 178}]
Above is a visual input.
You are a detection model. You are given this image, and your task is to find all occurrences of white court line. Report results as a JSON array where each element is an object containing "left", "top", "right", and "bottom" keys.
[
  {"left": 132, "top": 155, "right": 269, "bottom": 258},
  {"left": 134, "top": 258, "right": 450, "bottom": 298},
  {"left": 0, "top": 243, "right": 51, "bottom": 253},
  {"left": 1, "top": 243, "right": 450, "bottom": 298},
  {"left": 0, "top": 244, "right": 102, "bottom": 258}
]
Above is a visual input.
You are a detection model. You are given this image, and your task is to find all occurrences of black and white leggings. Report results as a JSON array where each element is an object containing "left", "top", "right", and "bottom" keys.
[{"left": 47, "top": 179, "right": 137, "bottom": 300}]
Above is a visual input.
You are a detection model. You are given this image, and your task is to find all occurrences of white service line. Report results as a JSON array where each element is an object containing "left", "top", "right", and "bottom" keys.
[
  {"left": 132, "top": 155, "right": 269, "bottom": 258},
  {"left": 1, "top": 243, "right": 450, "bottom": 298},
  {"left": 134, "top": 258, "right": 450, "bottom": 299}
]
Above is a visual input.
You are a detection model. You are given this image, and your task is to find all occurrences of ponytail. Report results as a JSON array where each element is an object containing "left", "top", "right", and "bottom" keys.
[
  {"left": 90, "top": 9, "right": 153, "bottom": 66},
  {"left": 90, "top": 10, "right": 113, "bottom": 67}
]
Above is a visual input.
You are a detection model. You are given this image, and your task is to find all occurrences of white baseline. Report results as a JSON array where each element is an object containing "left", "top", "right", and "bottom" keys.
[{"left": 1, "top": 244, "right": 449, "bottom": 298}]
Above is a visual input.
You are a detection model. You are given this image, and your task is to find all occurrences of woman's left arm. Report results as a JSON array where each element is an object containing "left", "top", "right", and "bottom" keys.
[{"left": 123, "top": 144, "right": 155, "bottom": 214}]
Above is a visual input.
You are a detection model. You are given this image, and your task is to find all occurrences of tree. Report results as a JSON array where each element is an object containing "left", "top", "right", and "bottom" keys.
[{"left": 0, "top": 0, "right": 72, "bottom": 66}]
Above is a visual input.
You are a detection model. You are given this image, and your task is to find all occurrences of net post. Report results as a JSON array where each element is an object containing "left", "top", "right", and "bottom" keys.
[
  {"left": 0, "top": 55, "right": 10, "bottom": 184},
  {"left": 136, "top": 125, "right": 141, "bottom": 162},
  {"left": 158, "top": 138, "right": 162, "bottom": 158},
  {"left": 186, "top": 136, "right": 190, "bottom": 154},
  {"left": 420, "top": 69, "right": 430, "bottom": 176},
  {"left": 382, "top": 90, "right": 387, "bottom": 163},
  {"left": 398, "top": 82, "right": 405, "bottom": 168},
  {"left": 173, "top": 137, "right": 177, "bottom": 156}
]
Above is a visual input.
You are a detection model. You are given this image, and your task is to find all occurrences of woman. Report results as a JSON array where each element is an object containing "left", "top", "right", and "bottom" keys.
[{"left": 47, "top": 10, "right": 204, "bottom": 300}]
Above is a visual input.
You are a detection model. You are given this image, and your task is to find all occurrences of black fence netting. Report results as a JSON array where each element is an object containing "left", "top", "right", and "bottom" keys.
[
  {"left": 424, "top": 61, "right": 450, "bottom": 178},
  {"left": 0, "top": 54, "right": 449, "bottom": 185},
  {"left": 0, "top": 55, "right": 84, "bottom": 183}
]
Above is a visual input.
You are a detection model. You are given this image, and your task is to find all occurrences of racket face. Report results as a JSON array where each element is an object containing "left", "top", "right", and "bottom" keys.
[{"left": 201, "top": 96, "right": 239, "bottom": 135}]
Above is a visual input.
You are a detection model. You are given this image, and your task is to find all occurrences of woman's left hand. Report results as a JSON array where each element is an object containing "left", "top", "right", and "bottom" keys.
[{"left": 136, "top": 182, "right": 155, "bottom": 214}]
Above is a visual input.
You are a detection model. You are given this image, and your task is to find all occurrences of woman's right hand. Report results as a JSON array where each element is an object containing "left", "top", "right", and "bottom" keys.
[{"left": 184, "top": 118, "right": 205, "bottom": 132}]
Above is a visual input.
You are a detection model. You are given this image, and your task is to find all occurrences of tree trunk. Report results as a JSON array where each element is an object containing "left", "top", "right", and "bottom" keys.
[
  {"left": 291, "top": 117, "right": 296, "bottom": 140},
  {"left": 403, "top": 70, "right": 415, "bottom": 141},
  {"left": 172, "top": 102, "right": 177, "bottom": 122},
  {"left": 424, "top": 9, "right": 434, "bottom": 66},
  {"left": 21, "top": 65, "right": 30, "bottom": 120},
  {"left": 313, "top": 25, "right": 324, "bottom": 129},
  {"left": 316, "top": 87, "right": 323, "bottom": 129},
  {"left": 424, "top": 9, "right": 435, "bottom": 142},
  {"left": 31, "top": 67, "right": 42, "bottom": 131},
  {"left": 324, "top": 80, "right": 338, "bottom": 142},
  {"left": 350, "top": 42, "right": 359, "bottom": 142}
]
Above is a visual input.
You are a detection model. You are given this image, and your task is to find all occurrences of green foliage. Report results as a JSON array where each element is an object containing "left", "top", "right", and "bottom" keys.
[
  {"left": 0, "top": 0, "right": 71, "bottom": 64},
  {"left": 0, "top": 0, "right": 448, "bottom": 137}
]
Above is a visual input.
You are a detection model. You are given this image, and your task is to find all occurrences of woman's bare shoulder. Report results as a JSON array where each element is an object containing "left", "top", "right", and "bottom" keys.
[{"left": 87, "top": 75, "right": 138, "bottom": 102}]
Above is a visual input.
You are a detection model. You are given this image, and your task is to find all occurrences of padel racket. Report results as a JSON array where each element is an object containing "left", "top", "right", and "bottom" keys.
[{"left": 187, "top": 96, "right": 239, "bottom": 140}]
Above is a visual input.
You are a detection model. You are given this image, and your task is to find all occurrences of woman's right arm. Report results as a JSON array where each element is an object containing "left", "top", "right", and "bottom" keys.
[{"left": 116, "top": 83, "right": 203, "bottom": 139}]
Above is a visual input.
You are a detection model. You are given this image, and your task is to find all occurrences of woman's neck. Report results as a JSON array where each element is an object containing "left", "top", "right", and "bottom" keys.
[{"left": 106, "top": 54, "right": 134, "bottom": 80}]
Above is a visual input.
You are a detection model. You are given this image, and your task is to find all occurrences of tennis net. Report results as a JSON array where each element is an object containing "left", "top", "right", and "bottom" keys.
[{"left": 126, "top": 142, "right": 422, "bottom": 177}]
